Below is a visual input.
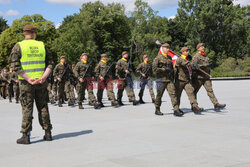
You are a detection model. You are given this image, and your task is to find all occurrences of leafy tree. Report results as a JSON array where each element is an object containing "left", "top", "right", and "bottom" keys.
[
  {"left": 0, "top": 17, "right": 8, "bottom": 34},
  {"left": 0, "top": 14, "right": 57, "bottom": 68},
  {"left": 52, "top": 1, "right": 131, "bottom": 65}
]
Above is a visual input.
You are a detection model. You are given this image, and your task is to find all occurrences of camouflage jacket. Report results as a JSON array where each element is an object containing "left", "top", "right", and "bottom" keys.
[
  {"left": 53, "top": 63, "right": 72, "bottom": 81},
  {"left": 115, "top": 58, "right": 129, "bottom": 79},
  {"left": 192, "top": 52, "right": 210, "bottom": 80},
  {"left": 175, "top": 56, "right": 192, "bottom": 82},
  {"left": 73, "top": 61, "right": 92, "bottom": 80},
  {"left": 152, "top": 54, "right": 174, "bottom": 82},
  {"left": 94, "top": 61, "right": 113, "bottom": 79},
  {"left": 136, "top": 62, "right": 153, "bottom": 79},
  {"left": 9, "top": 39, "right": 54, "bottom": 76},
  {"left": 9, "top": 71, "right": 18, "bottom": 84}
]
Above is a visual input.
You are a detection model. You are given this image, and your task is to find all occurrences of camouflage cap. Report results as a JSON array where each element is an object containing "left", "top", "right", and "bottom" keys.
[
  {"left": 181, "top": 47, "right": 189, "bottom": 53},
  {"left": 122, "top": 51, "right": 129, "bottom": 56},
  {"left": 60, "top": 56, "right": 65, "bottom": 60},
  {"left": 161, "top": 43, "right": 170, "bottom": 48},
  {"left": 101, "top": 53, "right": 107, "bottom": 57},
  {"left": 23, "top": 24, "right": 37, "bottom": 33},
  {"left": 196, "top": 43, "right": 204, "bottom": 50},
  {"left": 81, "top": 53, "right": 88, "bottom": 57}
]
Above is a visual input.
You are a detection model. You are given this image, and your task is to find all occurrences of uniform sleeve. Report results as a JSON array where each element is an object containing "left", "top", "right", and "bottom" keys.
[
  {"left": 152, "top": 57, "right": 165, "bottom": 74},
  {"left": 73, "top": 63, "right": 80, "bottom": 79},
  {"left": 136, "top": 63, "right": 142, "bottom": 75},
  {"left": 53, "top": 64, "right": 58, "bottom": 78},
  {"left": 9, "top": 44, "right": 24, "bottom": 75},
  {"left": 192, "top": 55, "right": 199, "bottom": 67},
  {"left": 94, "top": 63, "right": 100, "bottom": 77}
]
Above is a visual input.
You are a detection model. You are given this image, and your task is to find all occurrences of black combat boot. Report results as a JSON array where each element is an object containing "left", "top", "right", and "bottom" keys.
[
  {"left": 17, "top": 133, "right": 30, "bottom": 144},
  {"left": 152, "top": 99, "right": 155, "bottom": 103},
  {"left": 139, "top": 97, "right": 145, "bottom": 104},
  {"left": 78, "top": 102, "right": 84, "bottom": 109},
  {"left": 118, "top": 99, "right": 124, "bottom": 106},
  {"left": 111, "top": 100, "right": 118, "bottom": 107},
  {"left": 174, "top": 110, "right": 184, "bottom": 117},
  {"left": 50, "top": 98, "right": 55, "bottom": 104},
  {"left": 58, "top": 100, "right": 62, "bottom": 107},
  {"left": 9, "top": 99, "right": 12, "bottom": 103},
  {"left": 214, "top": 103, "right": 226, "bottom": 110},
  {"left": 133, "top": 100, "right": 139, "bottom": 106},
  {"left": 43, "top": 130, "right": 52, "bottom": 141},
  {"left": 16, "top": 100, "right": 19, "bottom": 104},
  {"left": 155, "top": 107, "right": 164, "bottom": 116},
  {"left": 99, "top": 102, "right": 105, "bottom": 107},
  {"left": 192, "top": 106, "right": 204, "bottom": 114},
  {"left": 94, "top": 102, "right": 101, "bottom": 109}
]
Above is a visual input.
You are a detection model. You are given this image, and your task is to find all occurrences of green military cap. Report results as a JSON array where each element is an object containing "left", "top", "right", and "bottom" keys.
[
  {"left": 196, "top": 43, "right": 204, "bottom": 50},
  {"left": 161, "top": 43, "right": 170, "bottom": 48},
  {"left": 60, "top": 56, "right": 65, "bottom": 60},
  {"left": 122, "top": 51, "right": 128, "bottom": 56},
  {"left": 181, "top": 47, "right": 189, "bottom": 53},
  {"left": 23, "top": 24, "right": 37, "bottom": 33},
  {"left": 101, "top": 53, "right": 107, "bottom": 57}
]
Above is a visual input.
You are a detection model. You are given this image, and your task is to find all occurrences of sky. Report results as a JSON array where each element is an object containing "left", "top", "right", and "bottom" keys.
[{"left": 0, "top": 0, "right": 249, "bottom": 28}]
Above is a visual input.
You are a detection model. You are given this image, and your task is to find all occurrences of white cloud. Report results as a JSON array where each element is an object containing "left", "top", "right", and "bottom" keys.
[
  {"left": 168, "top": 15, "right": 176, "bottom": 20},
  {"left": 234, "top": 0, "right": 250, "bottom": 6},
  {"left": 0, "top": 10, "right": 19, "bottom": 17},
  {"left": 55, "top": 22, "right": 62, "bottom": 29},
  {"left": 0, "top": 0, "right": 11, "bottom": 4},
  {"left": 45, "top": 0, "right": 179, "bottom": 10}
]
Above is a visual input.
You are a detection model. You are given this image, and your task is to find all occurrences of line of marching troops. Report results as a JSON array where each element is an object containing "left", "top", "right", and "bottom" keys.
[{"left": 1, "top": 42, "right": 226, "bottom": 117}]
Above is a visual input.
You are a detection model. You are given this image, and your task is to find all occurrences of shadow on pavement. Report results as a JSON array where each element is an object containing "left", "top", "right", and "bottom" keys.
[{"left": 32, "top": 130, "right": 93, "bottom": 144}]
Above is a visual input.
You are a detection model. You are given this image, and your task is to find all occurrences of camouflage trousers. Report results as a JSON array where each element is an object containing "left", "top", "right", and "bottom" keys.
[
  {"left": 192, "top": 79, "right": 218, "bottom": 105},
  {"left": 13, "top": 83, "right": 20, "bottom": 102},
  {"left": 155, "top": 81, "right": 179, "bottom": 111},
  {"left": 65, "top": 81, "right": 75, "bottom": 101},
  {"left": 117, "top": 77, "right": 136, "bottom": 101},
  {"left": 138, "top": 78, "right": 155, "bottom": 100},
  {"left": 57, "top": 81, "right": 74, "bottom": 102},
  {"left": 47, "top": 82, "right": 54, "bottom": 101},
  {"left": 0, "top": 84, "right": 7, "bottom": 98},
  {"left": 97, "top": 79, "right": 116, "bottom": 103},
  {"left": 19, "top": 80, "right": 52, "bottom": 134},
  {"left": 7, "top": 83, "right": 13, "bottom": 101},
  {"left": 175, "top": 80, "right": 198, "bottom": 107},
  {"left": 76, "top": 79, "right": 97, "bottom": 103}
]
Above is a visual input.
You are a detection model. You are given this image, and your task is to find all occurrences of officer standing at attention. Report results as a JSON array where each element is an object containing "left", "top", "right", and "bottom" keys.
[
  {"left": 192, "top": 43, "right": 226, "bottom": 110},
  {"left": 152, "top": 43, "right": 183, "bottom": 117},
  {"left": 9, "top": 24, "right": 53, "bottom": 144}
]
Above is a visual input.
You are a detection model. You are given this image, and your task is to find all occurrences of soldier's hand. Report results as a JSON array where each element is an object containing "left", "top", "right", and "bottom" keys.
[
  {"left": 16, "top": 80, "right": 19, "bottom": 83},
  {"left": 37, "top": 77, "right": 46, "bottom": 84},
  {"left": 100, "top": 76, "right": 104, "bottom": 80},
  {"left": 79, "top": 78, "right": 84, "bottom": 83},
  {"left": 142, "top": 74, "right": 146, "bottom": 78},
  {"left": 57, "top": 78, "right": 62, "bottom": 82},
  {"left": 125, "top": 70, "right": 130, "bottom": 74},
  {"left": 27, "top": 78, "right": 36, "bottom": 85}
]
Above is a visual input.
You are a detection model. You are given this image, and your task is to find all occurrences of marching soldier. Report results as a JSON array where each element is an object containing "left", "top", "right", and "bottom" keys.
[
  {"left": 136, "top": 54, "right": 155, "bottom": 104},
  {"left": 115, "top": 51, "right": 138, "bottom": 106},
  {"left": 65, "top": 64, "right": 76, "bottom": 106},
  {"left": 95, "top": 53, "right": 118, "bottom": 107},
  {"left": 175, "top": 47, "right": 203, "bottom": 114},
  {"left": 53, "top": 56, "right": 74, "bottom": 107},
  {"left": 192, "top": 43, "right": 226, "bottom": 110},
  {"left": 73, "top": 53, "right": 100, "bottom": 109},
  {"left": 10, "top": 24, "right": 53, "bottom": 144},
  {"left": 9, "top": 67, "right": 20, "bottom": 103},
  {"left": 152, "top": 43, "right": 183, "bottom": 116},
  {"left": 0, "top": 67, "right": 8, "bottom": 99}
]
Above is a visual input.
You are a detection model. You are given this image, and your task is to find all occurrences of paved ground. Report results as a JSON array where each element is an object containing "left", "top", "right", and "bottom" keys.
[{"left": 0, "top": 80, "right": 250, "bottom": 167}]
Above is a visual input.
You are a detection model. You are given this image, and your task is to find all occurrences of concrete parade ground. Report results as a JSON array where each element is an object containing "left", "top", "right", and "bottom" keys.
[{"left": 0, "top": 80, "right": 250, "bottom": 167}]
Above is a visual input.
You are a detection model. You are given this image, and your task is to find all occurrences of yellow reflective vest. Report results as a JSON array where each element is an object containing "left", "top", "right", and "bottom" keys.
[{"left": 18, "top": 39, "right": 46, "bottom": 80}]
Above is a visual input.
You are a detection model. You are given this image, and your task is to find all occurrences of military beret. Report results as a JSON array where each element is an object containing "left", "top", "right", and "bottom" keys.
[
  {"left": 23, "top": 24, "right": 37, "bottom": 32},
  {"left": 196, "top": 43, "right": 204, "bottom": 50},
  {"left": 161, "top": 43, "right": 170, "bottom": 48},
  {"left": 101, "top": 53, "right": 107, "bottom": 57},
  {"left": 122, "top": 51, "right": 128, "bottom": 56},
  {"left": 60, "top": 56, "right": 65, "bottom": 60},
  {"left": 181, "top": 47, "right": 189, "bottom": 53}
]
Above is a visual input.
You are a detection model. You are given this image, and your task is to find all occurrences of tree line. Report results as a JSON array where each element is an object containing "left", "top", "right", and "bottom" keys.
[{"left": 0, "top": 0, "right": 249, "bottom": 75}]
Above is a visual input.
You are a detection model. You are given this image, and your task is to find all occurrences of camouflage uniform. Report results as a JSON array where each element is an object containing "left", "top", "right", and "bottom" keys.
[
  {"left": 9, "top": 41, "right": 53, "bottom": 135},
  {"left": 192, "top": 52, "right": 218, "bottom": 105},
  {"left": 73, "top": 60, "right": 97, "bottom": 104},
  {"left": 0, "top": 72, "right": 7, "bottom": 99},
  {"left": 53, "top": 63, "right": 74, "bottom": 105},
  {"left": 136, "top": 62, "right": 155, "bottom": 101},
  {"left": 152, "top": 54, "right": 179, "bottom": 111},
  {"left": 46, "top": 73, "right": 55, "bottom": 102},
  {"left": 95, "top": 61, "right": 116, "bottom": 104},
  {"left": 175, "top": 55, "right": 199, "bottom": 107},
  {"left": 9, "top": 71, "right": 20, "bottom": 103},
  {"left": 115, "top": 58, "right": 136, "bottom": 102}
]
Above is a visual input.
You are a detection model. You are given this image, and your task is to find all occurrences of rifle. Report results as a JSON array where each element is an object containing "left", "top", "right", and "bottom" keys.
[
  {"left": 125, "top": 54, "right": 133, "bottom": 77},
  {"left": 82, "top": 60, "right": 93, "bottom": 79},
  {"left": 143, "top": 64, "right": 152, "bottom": 78},
  {"left": 60, "top": 64, "right": 69, "bottom": 81},
  {"left": 103, "top": 63, "right": 114, "bottom": 80}
]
